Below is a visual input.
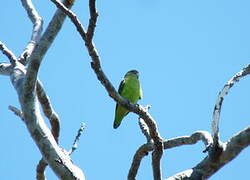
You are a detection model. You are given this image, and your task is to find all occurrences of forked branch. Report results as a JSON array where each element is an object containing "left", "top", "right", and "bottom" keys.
[
  {"left": 7, "top": 0, "right": 84, "bottom": 179},
  {"left": 0, "top": 41, "right": 17, "bottom": 65},
  {"left": 19, "top": 0, "right": 43, "bottom": 64},
  {"left": 165, "top": 127, "right": 250, "bottom": 180},
  {"left": 50, "top": 0, "right": 164, "bottom": 179},
  {"left": 211, "top": 64, "right": 250, "bottom": 157},
  {"left": 128, "top": 131, "right": 213, "bottom": 180}
]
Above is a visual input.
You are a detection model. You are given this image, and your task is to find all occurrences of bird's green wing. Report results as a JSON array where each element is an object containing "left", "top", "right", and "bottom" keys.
[
  {"left": 114, "top": 104, "right": 129, "bottom": 129},
  {"left": 118, "top": 79, "right": 125, "bottom": 94},
  {"left": 114, "top": 72, "right": 142, "bottom": 129},
  {"left": 114, "top": 79, "right": 129, "bottom": 129},
  {"left": 115, "top": 79, "right": 125, "bottom": 113}
]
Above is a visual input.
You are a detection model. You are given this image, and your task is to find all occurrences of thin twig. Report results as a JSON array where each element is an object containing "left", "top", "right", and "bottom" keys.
[
  {"left": 0, "top": 41, "right": 17, "bottom": 65},
  {"left": 0, "top": 63, "right": 12, "bottom": 76},
  {"left": 69, "top": 123, "right": 85, "bottom": 155},
  {"left": 8, "top": 105, "right": 24, "bottom": 120}
]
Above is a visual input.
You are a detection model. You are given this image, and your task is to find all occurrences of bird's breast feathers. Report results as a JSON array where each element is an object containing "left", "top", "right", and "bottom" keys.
[{"left": 121, "top": 76, "right": 141, "bottom": 103}]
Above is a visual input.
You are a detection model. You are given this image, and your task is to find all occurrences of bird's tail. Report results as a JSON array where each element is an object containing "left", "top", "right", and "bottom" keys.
[
  {"left": 113, "top": 105, "right": 129, "bottom": 129},
  {"left": 113, "top": 116, "right": 121, "bottom": 129}
]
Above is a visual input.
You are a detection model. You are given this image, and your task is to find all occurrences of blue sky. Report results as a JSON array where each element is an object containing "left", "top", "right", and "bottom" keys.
[{"left": 1, "top": 0, "right": 250, "bottom": 179}]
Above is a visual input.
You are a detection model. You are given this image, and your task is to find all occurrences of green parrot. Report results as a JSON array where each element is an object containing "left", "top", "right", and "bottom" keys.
[{"left": 113, "top": 70, "right": 143, "bottom": 129}]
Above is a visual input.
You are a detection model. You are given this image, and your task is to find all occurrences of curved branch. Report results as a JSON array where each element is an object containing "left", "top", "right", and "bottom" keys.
[
  {"left": 49, "top": 1, "right": 164, "bottom": 179},
  {"left": 212, "top": 64, "right": 250, "bottom": 141},
  {"left": 8, "top": 105, "right": 24, "bottom": 120},
  {"left": 210, "top": 64, "right": 250, "bottom": 163},
  {"left": 36, "top": 159, "right": 47, "bottom": 180},
  {"left": 165, "top": 127, "right": 250, "bottom": 180},
  {"left": 128, "top": 131, "right": 213, "bottom": 180},
  {"left": 129, "top": 128, "right": 250, "bottom": 180},
  {"left": 20, "top": 0, "right": 43, "bottom": 64},
  {"left": 8, "top": 1, "right": 85, "bottom": 179},
  {"left": 0, "top": 41, "right": 17, "bottom": 65},
  {"left": 36, "top": 80, "right": 61, "bottom": 180},
  {"left": 36, "top": 80, "right": 60, "bottom": 143},
  {"left": 0, "top": 63, "right": 12, "bottom": 76},
  {"left": 128, "top": 143, "right": 153, "bottom": 180},
  {"left": 11, "top": 62, "right": 84, "bottom": 180},
  {"left": 164, "top": 131, "right": 213, "bottom": 149},
  {"left": 23, "top": 0, "right": 73, "bottom": 96}
]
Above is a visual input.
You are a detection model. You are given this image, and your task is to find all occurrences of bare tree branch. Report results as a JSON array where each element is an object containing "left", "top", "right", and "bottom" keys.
[
  {"left": 128, "top": 131, "right": 213, "bottom": 180},
  {"left": 36, "top": 80, "right": 60, "bottom": 143},
  {"left": 10, "top": 61, "right": 84, "bottom": 179},
  {"left": 19, "top": 0, "right": 43, "bottom": 64},
  {"left": 0, "top": 41, "right": 17, "bottom": 65},
  {"left": 4, "top": 0, "right": 85, "bottom": 179},
  {"left": 138, "top": 105, "right": 152, "bottom": 143},
  {"left": 49, "top": 1, "right": 164, "bottom": 179},
  {"left": 211, "top": 64, "right": 250, "bottom": 158},
  {"left": 0, "top": 63, "right": 12, "bottom": 76},
  {"left": 128, "top": 143, "right": 153, "bottom": 180},
  {"left": 8, "top": 105, "right": 24, "bottom": 120},
  {"left": 0, "top": 34, "right": 62, "bottom": 179},
  {"left": 164, "top": 131, "right": 213, "bottom": 150},
  {"left": 36, "top": 80, "right": 61, "bottom": 179},
  {"left": 23, "top": 0, "right": 73, "bottom": 95},
  {"left": 212, "top": 64, "right": 250, "bottom": 139},
  {"left": 129, "top": 127, "right": 249, "bottom": 180},
  {"left": 139, "top": 118, "right": 151, "bottom": 143},
  {"left": 69, "top": 123, "right": 85, "bottom": 155},
  {"left": 1, "top": 1, "right": 84, "bottom": 179},
  {"left": 8, "top": 74, "right": 62, "bottom": 179},
  {"left": 1, "top": 1, "right": 249, "bottom": 179},
  {"left": 36, "top": 159, "right": 47, "bottom": 180},
  {"left": 0, "top": 42, "right": 16, "bottom": 76},
  {"left": 86, "top": 0, "right": 98, "bottom": 41},
  {"left": 50, "top": 0, "right": 87, "bottom": 40},
  {"left": 166, "top": 126, "right": 250, "bottom": 180},
  {"left": 148, "top": 117, "right": 163, "bottom": 180}
]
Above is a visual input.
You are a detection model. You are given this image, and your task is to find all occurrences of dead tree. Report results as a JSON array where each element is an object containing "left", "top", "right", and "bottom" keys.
[{"left": 0, "top": 0, "right": 249, "bottom": 180}]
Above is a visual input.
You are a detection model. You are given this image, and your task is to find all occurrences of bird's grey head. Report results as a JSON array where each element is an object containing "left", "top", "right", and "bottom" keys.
[{"left": 125, "top": 70, "right": 139, "bottom": 79}]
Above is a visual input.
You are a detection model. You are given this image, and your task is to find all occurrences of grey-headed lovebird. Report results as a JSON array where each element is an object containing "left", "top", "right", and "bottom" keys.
[{"left": 113, "top": 70, "right": 143, "bottom": 129}]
